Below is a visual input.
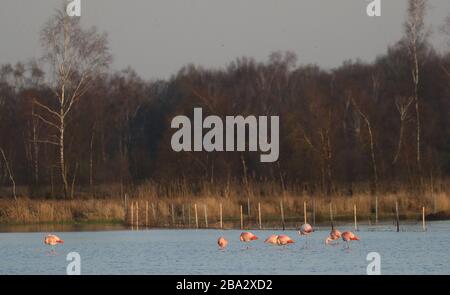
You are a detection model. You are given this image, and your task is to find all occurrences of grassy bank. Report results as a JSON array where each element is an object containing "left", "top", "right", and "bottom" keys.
[{"left": 1, "top": 182, "right": 450, "bottom": 227}]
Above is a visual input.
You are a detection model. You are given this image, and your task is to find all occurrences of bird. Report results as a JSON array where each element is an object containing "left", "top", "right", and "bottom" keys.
[
  {"left": 44, "top": 234, "right": 64, "bottom": 255},
  {"left": 298, "top": 223, "right": 314, "bottom": 248},
  {"left": 325, "top": 229, "right": 342, "bottom": 245},
  {"left": 264, "top": 235, "right": 279, "bottom": 245},
  {"left": 240, "top": 232, "right": 258, "bottom": 248},
  {"left": 44, "top": 234, "right": 64, "bottom": 246},
  {"left": 341, "top": 231, "right": 360, "bottom": 248},
  {"left": 299, "top": 223, "right": 313, "bottom": 236},
  {"left": 217, "top": 236, "right": 228, "bottom": 249},
  {"left": 276, "top": 235, "right": 295, "bottom": 246}
]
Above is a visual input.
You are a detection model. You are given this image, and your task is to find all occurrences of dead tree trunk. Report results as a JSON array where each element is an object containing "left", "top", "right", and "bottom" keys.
[{"left": 0, "top": 147, "right": 17, "bottom": 200}]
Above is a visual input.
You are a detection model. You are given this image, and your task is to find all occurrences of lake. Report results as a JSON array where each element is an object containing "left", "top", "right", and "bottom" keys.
[{"left": 1, "top": 221, "right": 449, "bottom": 275}]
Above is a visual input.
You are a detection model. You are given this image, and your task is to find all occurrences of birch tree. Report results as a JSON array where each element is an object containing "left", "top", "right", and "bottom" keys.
[
  {"left": 34, "top": 9, "right": 111, "bottom": 198},
  {"left": 404, "top": 0, "right": 428, "bottom": 179}
]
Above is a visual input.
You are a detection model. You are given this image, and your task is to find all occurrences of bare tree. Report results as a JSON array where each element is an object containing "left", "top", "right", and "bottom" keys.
[
  {"left": 34, "top": 9, "right": 111, "bottom": 198},
  {"left": 0, "top": 147, "right": 17, "bottom": 200},
  {"left": 404, "top": 0, "right": 428, "bottom": 180},
  {"left": 350, "top": 95, "right": 378, "bottom": 194},
  {"left": 392, "top": 96, "right": 414, "bottom": 165}
]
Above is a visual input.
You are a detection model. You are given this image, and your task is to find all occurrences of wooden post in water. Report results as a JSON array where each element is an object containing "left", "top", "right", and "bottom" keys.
[
  {"left": 204, "top": 205, "right": 208, "bottom": 228},
  {"left": 131, "top": 201, "right": 134, "bottom": 230},
  {"left": 395, "top": 201, "right": 400, "bottom": 232},
  {"left": 258, "top": 202, "right": 262, "bottom": 230},
  {"left": 124, "top": 194, "right": 128, "bottom": 217},
  {"left": 353, "top": 204, "right": 358, "bottom": 231},
  {"left": 240, "top": 205, "right": 244, "bottom": 230},
  {"left": 280, "top": 201, "right": 285, "bottom": 231},
  {"left": 146, "top": 201, "right": 149, "bottom": 228},
  {"left": 188, "top": 204, "right": 191, "bottom": 228},
  {"left": 151, "top": 202, "right": 156, "bottom": 225},
  {"left": 136, "top": 201, "right": 139, "bottom": 230},
  {"left": 194, "top": 203, "right": 199, "bottom": 229},
  {"left": 330, "top": 203, "right": 334, "bottom": 230},
  {"left": 219, "top": 203, "right": 223, "bottom": 229},
  {"left": 171, "top": 203, "right": 175, "bottom": 226},
  {"left": 182, "top": 204, "right": 186, "bottom": 227},
  {"left": 422, "top": 206, "right": 426, "bottom": 231},
  {"left": 312, "top": 198, "right": 316, "bottom": 227},
  {"left": 303, "top": 201, "right": 307, "bottom": 224},
  {"left": 375, "top": 196, "right": 379, "bottom": 225}
]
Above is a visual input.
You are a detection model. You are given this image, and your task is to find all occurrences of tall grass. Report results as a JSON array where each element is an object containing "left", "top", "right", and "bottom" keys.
[{"left": 1, "top": 180, "right": 449, "bottom": 226}]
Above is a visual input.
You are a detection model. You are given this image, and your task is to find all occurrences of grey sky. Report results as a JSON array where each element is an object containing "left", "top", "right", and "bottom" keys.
[{"left": 0, "top": 0, "right": 449, "bottom": 79}]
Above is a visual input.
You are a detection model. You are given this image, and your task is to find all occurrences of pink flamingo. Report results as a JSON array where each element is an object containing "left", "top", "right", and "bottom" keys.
[
  {"left": 276, "top": 235, "right": 295, "bottom": 246},
  {"left": 240, "top": 232, "right": 258, "bottom": 248},
  {"left": 298, "top": 223, "right": 313, "bottom": 248},
  {"left": 217, "top": 237, "right": 228, "bottom": 249},
  {"left": 325, "top": 229, "right": 342, "bottom": 245},
  {"left": 264, "top": 235, "right": 279, "bottom": 245},
  {"left": 342, "top": 231, "right": 360, "bottom": 249},
  {"left": 44, "top": 234, "right": 64, "bottom": 255}
]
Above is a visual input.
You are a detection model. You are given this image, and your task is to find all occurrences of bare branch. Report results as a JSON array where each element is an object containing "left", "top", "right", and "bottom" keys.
[
  {"left": 32, "top": 113, "right": 61, "bottom": 131},
  {"left": 33, "top": 98, "right": 61, "bottom": 118}
]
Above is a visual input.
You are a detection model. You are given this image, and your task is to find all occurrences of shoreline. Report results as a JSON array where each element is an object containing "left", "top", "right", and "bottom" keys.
[{"left": 1, "top": 218, "right": 449, "bottom": 234}]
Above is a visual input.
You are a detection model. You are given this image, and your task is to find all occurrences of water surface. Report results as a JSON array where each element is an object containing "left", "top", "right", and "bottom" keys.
[{"left": 1, "top": 222, "right": 449, "bottom": 275}]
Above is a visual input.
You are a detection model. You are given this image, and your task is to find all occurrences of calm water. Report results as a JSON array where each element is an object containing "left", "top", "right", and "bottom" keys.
[{"left": 1, "top": 222, "right": 449, "bottom": 275}]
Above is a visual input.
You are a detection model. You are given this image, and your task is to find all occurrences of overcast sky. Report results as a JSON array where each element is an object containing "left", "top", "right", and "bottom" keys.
[{"left": 0, "top": 0, "right": 449, "bottom": 79}]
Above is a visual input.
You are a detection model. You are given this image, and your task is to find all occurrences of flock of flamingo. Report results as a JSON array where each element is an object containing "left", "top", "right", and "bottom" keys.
[
  {"left": 217, "top": 224, "right": 360, "bottom": 249},
  {"left": 41, "top": 223, "right": 360, "bottom": 254}
]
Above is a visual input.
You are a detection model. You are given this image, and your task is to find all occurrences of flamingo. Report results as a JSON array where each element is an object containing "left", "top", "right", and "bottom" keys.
[
  {"left": 342, "top": 231, "right": 360, "bottom": 249},
  {"left": 325, "top": 229, "right": 342, "bottom": 245},
  {"left": 240, "top": 232, "right": 258, "bottom": 248},
  {"left": 298, "top": 223, "right": 313, "bottom": 248},
  {"left": 276, "top": 234, "right": 295, "bottom": 246},
  {"left": 217, "top": 236, "right": 228, "bottom": 249},
  {"left": 44, "top": 234, "right": 64, "bottom": 255},
  {"left": 264, "top": 235, "right": 279, "bottom": 245}
]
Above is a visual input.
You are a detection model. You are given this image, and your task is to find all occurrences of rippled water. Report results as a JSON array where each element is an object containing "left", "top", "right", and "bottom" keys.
[{"left": 1, "top": 221, "right": 449, "bottom": 275}]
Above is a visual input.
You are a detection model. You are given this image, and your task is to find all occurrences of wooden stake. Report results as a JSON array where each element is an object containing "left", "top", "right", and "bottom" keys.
[
  {"left": 146, "top": 201, "right": 149, "bottom": 228},
  {"left": 219, "top": 203, "right": 223, "bottom": 229},
  {"left": 280, "top": 200, "right": 285, "bottom": 231},
  {"left": 194, "top": 203, "right": 199, "bottom": 229},
  {"left": 353, "top": 204, "right": 358, "bottom": 231},
  {"left": 131, "top": 201, "right": 134, "bottom": 229},
  {"left": 303, "top": 201, "right": 307, "bottom": 224},
  {"left": 395, "top": 201, "right": 400, "bottom": 232},
  {"left": 258, "top": 202, "right": 262, "bottom": 230},
  {"left": 136, "top": 202, "right": 139, "bottom": 230},
  {"left": 171, "top": 203, "right": 175, "bottom": 226},
  {"left": 124, "top": 194, "right": 128, "bottom": 216},
  {"left": 422, "top": 206, "right": 426, "bottom": 231},
  {"left": 182, "top": 204, "right": 186, "bottom": 226},
  {"left": 151, "top": 202, "right": 156, "bottom": 224},
  {"left": 204, "top": 205, "right": 208, "bottom": 228},
  {"left": 240, "top": 205, "right": 244, "bottom": 230},
  {"left": 330, "top": 202, "right": 334, "bottom": 230},
  {"left": 312, "top": 198, "right": 316, "bottom": 226},
  {"left": 188, "top": 204, "right": 191, "bottom": 228},
  {"left": 375, "top": 196, "right": 379, "bottom": 225}
]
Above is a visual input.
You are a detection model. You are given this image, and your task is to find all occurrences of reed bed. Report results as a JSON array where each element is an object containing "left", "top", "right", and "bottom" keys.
[{"left": 1, "top": 181, "right": 449, "bottom": 227}]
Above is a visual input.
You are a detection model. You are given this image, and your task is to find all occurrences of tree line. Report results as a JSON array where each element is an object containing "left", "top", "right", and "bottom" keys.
[{"left": 0, "top": 1, "right": 449, "bottom": 199}]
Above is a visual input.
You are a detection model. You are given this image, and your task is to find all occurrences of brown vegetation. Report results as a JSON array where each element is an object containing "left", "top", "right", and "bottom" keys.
[{"left": 1, "top": 181, "right": 449, "bottom": 226}]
